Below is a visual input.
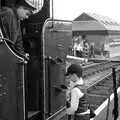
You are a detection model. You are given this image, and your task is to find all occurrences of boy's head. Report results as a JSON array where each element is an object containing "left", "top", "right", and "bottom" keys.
[
  {"left": 65, "top": 64, "right": 82, "bottom": 78},
  {"left": 65, "top": 64, "right": 83, "bottom": 87},
  {"left": 65, "top": 64, "right": 82, "bottom": 88}
]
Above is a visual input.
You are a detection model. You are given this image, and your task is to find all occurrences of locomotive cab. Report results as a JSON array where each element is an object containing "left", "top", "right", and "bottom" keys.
[
  {"left": 24, "top": 19, "right": 72, "bottom": 120},
  {"left": 0, "top": 0, "right": 73, "bottom": 119},
  {"left": 0, "top": 9, "right": 72, "bottom": 120}
]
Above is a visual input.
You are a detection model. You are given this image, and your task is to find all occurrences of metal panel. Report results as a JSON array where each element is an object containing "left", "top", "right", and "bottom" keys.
[
  {"left": 0, "top": 40, "right": 27, "bottom": 120},
  {"left": 43, "top": 19, "right": 72, "bottom": 120}
]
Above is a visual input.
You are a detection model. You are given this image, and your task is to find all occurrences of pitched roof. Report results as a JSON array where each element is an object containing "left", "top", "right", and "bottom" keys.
[{"left": 73, "top": 12, "right": 120, "bottom": 31}]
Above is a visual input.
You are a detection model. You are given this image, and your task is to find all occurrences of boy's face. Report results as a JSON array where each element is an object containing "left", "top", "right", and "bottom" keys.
[
  {"left": 66, "top": 74, "right": 76, "bottom": 88},
  {"left": 17, "top": 6, "right": 33, "bottom": 20}
]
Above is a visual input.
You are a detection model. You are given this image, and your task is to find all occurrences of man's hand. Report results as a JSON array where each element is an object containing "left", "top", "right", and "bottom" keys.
[{"left": 25, "top": 53, "right": 29, "bottom": 60}]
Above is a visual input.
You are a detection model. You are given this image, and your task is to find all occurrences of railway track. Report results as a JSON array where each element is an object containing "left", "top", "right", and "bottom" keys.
[
  {"left": 82, "top": 61, "right": 120, "bottom": 77},
  {"left": 86, "top": 65, "right": 120, "bottom": 111},
  {"left": 67, "top": 60, "right": 120, "bottom": 111},
  {"left": 65, "top": 60, "right": 120, "bottom": 119},
  {"left": 67, "top": 56, "right": 120, "bottom": 77}
]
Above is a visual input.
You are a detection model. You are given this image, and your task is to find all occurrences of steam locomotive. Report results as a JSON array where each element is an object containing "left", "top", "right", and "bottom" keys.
[
  {"left": 0, "top": 0, "right": 73, "bottom": 120},
  {"left": 0, "top": 6, "right": 72, "bottom": 120},
  {"left": 1, "top": 0, "right": 120, "bottom": 120}
]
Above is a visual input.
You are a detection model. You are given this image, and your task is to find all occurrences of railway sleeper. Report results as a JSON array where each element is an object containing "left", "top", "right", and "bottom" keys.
[
  {"left": 88, "top": 104, "right": 99, "bottom": 110},
  {"left": 88, "top": 100, "right": 105, "bottom": 107},
  {"left": 87, "top": 93, "right": 107, "bottom": 99},
  {"left": 99, "top": 81, "right": 119, "bottom": 87},
  {"left": 97, "top": 84, "right": 112, "bottom": 88},
  {"left": 85, "top": 63, "right": 119, "bottom": 77},
  {"left": 100, "top": 83, "right": 113, "bottom": 87},
  {"left": 98, "top": 81, "right": 113, "bottom": 87},
  {"left": 88, "top": 90, "right": 110, "bottom": 96},
  {"left": 87, "top": 93, "right": 107, "bottom": 98},
  {"left": 92, "top": 85, "right": 110, "bottom": 90},
  {"left": 87, "top": 96, "right": 106, "bottom": 104},
  {"left": 87, "top": 97, "right": 106, "bottom": 106},
  {"left": 87, "top": 86, "right": 111, "bottom": 92},
  {"left": 88, "top": 102, "right": 102, "bottom": 110},
  {"left": 89, "top": 84, "right": 110, "bottom": 89}
]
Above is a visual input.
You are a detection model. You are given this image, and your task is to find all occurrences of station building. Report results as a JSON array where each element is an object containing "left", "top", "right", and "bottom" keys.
[{"left": 72, "top": 12, "right": 120, "bottom": 57}]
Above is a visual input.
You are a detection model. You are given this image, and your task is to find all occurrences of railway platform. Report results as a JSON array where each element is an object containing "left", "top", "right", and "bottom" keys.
[
  {"left": 89, "top": 55, "right": 120, "bottom": 63},
  {"left": 110, "top": 56, "right": 120, "bottom": 62}
]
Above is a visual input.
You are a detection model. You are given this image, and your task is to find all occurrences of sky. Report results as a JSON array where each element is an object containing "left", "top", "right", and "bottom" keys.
[{"left": 51, "top": 0, "right": 120, "bottom": 23}]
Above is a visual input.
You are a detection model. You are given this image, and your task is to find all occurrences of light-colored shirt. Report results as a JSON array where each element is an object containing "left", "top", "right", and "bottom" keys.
[
  {"left": 74, "top": 42, "right": 83, "bottom": 51},
  {"left": 66, "top": 87, "right": 84, "bottom": 115}
]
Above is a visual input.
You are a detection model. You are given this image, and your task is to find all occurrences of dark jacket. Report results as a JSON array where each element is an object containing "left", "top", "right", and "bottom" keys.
[
  {"left": 75, "top": 85, "right": 95, "bottom": 120},
  {"left": 0, "top": 7, "right": 25, "bottom": 55},
  {"left": 75, "top": 85, "right": 88, "bottom": 113},
  {"left": 67, "top": 85, "right": 89, "bottom": 120}
]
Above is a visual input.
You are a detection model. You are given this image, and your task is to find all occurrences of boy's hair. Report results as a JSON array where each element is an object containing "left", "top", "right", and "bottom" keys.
[{"left": 65, "top": 64, "right": 82, "bottom": 78}]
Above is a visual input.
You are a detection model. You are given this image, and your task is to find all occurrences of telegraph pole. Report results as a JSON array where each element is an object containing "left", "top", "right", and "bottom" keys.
[{"left": 112, "top": 68, "right": 118, "bottom": 120}]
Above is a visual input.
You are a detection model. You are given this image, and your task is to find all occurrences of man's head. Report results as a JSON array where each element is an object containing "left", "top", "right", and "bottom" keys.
[
  {"left": 82, "top": 35, "right": 86, "bottom": 39},
  {"left": 16, "top": 0, "right": 36, "bottom": 20}
]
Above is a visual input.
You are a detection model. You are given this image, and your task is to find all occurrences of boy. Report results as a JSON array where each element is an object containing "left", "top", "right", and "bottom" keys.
[{"left": 65, "top": 64, "right": 90, "bottom": 120}]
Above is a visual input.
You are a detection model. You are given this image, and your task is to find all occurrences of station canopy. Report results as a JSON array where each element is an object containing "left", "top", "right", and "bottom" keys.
[{"left": 72, "top": 12, "right": 120, "bottom": 31}]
